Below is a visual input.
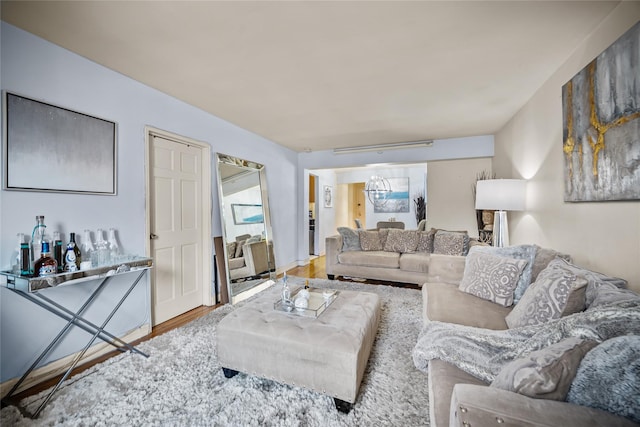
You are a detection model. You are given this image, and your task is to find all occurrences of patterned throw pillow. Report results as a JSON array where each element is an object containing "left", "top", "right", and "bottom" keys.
[
  {"left": 469, "top": 245, "right": 537, "bottom": 304},
  {"left": 505, "top": 264, "right": 588, "bottom": 328},
  {"left": 359, "top": 230, "right": 383, "bottom": 251},
  {"left": 433, "top": 230, "right": 469, "bottom": 256},
  {"left": 458, "top": 252, "right": 528, "bottom": 307},
  {"left": 383, "top": 229, "right": 419, "bottom": 253},
  {"left": 491, "top": 337, "right": 597, "bottom": 401},
  {"left": 378, "top": 228, "right": 390, "bottom": 249},
  {"left": 416, "top": 228, "right": 437, "bottom": 253},
  {"left": 567, "top": 336, "right": 640, "bottom": 424},
  {"left": 337, "top": 227, "right": 361, "bottom": 251}
]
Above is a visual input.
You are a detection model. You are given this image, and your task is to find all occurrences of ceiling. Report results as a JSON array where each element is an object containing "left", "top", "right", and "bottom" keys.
[{"left": 1, "top": 1, "right": 619, "bottom": 152}]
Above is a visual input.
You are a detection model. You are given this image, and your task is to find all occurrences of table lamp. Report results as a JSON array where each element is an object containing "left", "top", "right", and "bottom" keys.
[{"left": 475, "top": 179, "right": 526, "bottom": 247}]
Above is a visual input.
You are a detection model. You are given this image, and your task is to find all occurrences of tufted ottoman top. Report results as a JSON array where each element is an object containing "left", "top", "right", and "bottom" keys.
[{"left": 217, "top": 284, "right": 381, "bottom": 403}]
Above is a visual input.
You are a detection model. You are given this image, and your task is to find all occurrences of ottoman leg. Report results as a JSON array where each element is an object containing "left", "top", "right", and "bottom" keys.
[
  {"left": 222, "top": 368, "right": 239, "bottom": 379},
  {"left": 327, "top": 274, "right": 335, "bottom": 280},
  {"left": 334, "top": 398, "right": 353, "bottom": 414}
]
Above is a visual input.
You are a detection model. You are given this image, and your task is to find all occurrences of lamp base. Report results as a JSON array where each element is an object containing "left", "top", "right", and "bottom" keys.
[{"left": 492, "top": 211, "right": 509, "bottom": 247}]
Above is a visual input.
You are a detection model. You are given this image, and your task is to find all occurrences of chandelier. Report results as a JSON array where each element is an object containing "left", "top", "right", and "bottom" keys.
[{"left": 364, "top": 176, "right": 392, "bottom": 205}]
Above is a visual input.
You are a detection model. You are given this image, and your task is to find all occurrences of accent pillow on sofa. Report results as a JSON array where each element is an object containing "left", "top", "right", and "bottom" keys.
[
  {"left": 416, "top": 228, "right": 437, "bottom": 253},
  {"left": 337, "top": 227, "right": 361, "bottom": 251},
  {"left": 567, "top": 336, "right": 640, "bottom": 424},
  {"left": 505, "top": 263, "right": 588, "bottom": 328},
  {"left": 469, "top": 245, "right": 537, "bottom": 304},
  {"left": 458, "top": 252, "right": 528, "bottom": 307},
  {"left": 530, "top": 245, "right": 572, "bottom": 282},
  {"left": 433, "top": 230, "right": 469, "bottom": 256},
  {"left": 235, "top": 239, "right": 246, "bottom": 258},
  {"left": 384, "top": 229, "right": 419, "bottom": 253},
  {"left": 491, "top": 337, "right": 597, "bottom": 401},
  {"left": 226, "top": 241, "right": 237, "bottom": 258},
  {"left": 359, "top": 230, "right": 383, "bottom": 251},
  {"left": 542, "top": 257, "right": 628, "bottom": 307}
]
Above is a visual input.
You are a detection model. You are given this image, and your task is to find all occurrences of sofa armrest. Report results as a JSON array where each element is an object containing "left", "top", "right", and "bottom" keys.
[
  {"left": 450, "top": 384, "right": 637, "bottom": 427},
  {"left": 426, "top": 254, "right": 466, "bottom": 285},
  {"left": 325, "top": 235, "right": 343, "bottom": 274},
  {"left": 243, "top": 241, "right": 269, "bottom": 276}
]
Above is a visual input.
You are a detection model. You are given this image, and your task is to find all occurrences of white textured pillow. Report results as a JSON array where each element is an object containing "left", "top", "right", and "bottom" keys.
[
  {"left": 458, "top": 252, "right": 528, "bottom": 307},
  {"left": 506, "top": 265, "right": 588, "bottom": 328}
]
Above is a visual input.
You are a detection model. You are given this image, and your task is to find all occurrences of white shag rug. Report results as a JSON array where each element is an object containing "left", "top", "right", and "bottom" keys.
[{"left": 1, "top": 277, "right": 429, "bottom": 426}]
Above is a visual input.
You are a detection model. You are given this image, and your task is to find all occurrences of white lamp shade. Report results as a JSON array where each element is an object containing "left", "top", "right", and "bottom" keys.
[{"left": 475, "top": 179, "right": 526, "bottom": 211}]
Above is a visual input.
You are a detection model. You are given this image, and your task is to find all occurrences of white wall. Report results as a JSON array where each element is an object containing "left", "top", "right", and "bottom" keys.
[
  {"left": 427, "top": 158, "right": 493, "bottom": 237},
  {"left": 0, "top": 23, "right": 298, "bottom": 382},
  {"left": 493, "top": 2, "right": 640, "bottom": 292}
]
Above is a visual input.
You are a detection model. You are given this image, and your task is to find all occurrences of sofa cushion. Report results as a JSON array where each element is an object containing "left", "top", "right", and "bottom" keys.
[
  {"left": 383, "top": 229, "right": 419, "bottom": 253},
  {"left": 458, "top": 252, "right": 528, "bottom": 307},
  {"left": 506, "top": 263, "right": 588, "bottom": 328},
  {"left": 567, "top": 336, "right": 640, "bottom": 424},
  {"left": 337, "top": 227, "right": 361, "bottom": 251},
  {"left": 416, "top": 228, "right": 437, "bottom": 253},
  {"left": 399, "top": 252, "right": 431, "bottom": 273},
  {"left": 359, "top": 230, "right": 383, "bottom": 251},
  {"left": 470, "top": 244, "right": 537, "bottom": 304},
  {"left": 433, "top": 230, "right": 469, "bottom": 256},
  {"left": 589, "top": 282, "right": 640, "bottom": 308},
  {"left": 543, "top": 257, "right": 628, "bottom": 307},
  {"left": 338, "top": 250, "right": 400, "bottom": 269},
  {"left": 491, "top": 337, "right": 597, "bottom": 401},
  {"left": 531, "top": 245, "right": 571, "bottom": 282},
  {"left": 423, "top": 282, "right": 510, "bottom": 329},
  {"left": 228, "top": 257, "right": 245, "bottom": 270}
]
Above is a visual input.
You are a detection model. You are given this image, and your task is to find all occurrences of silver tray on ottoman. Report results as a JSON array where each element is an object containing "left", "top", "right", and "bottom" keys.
[{"left": 274, "top": 287, "right": 338, "bottom": 318}]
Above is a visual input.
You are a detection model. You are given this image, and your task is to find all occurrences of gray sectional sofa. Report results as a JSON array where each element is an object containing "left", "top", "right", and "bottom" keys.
[{"left": 416, "top": 245, "right": 640, "bottom": 427}]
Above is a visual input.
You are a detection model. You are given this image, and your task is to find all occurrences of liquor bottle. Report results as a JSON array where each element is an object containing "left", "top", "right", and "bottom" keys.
[
  {"left": 81, "top": 229, "right": 96, "bottom": 267},
  {"left": 34, "top": 241, "right": 58, "bottom": 277},
  {"left": 11, "top": 233, "right": 24, "bottom": 274},
  {"left": 19, "top": 234, "right": 31, "bottom": 276},
  {"left": 64, "top": 232, "right": 81, "bottom": 272},
  {"left": 53, "top": 231, "right": 64, "bottom": 273},
  {"left": 30, "top": 215, "right": 48, "bottom": 270}
]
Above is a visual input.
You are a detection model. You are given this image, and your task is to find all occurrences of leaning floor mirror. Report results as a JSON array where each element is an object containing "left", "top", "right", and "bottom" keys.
[{"left": 216, "top": 153, "right": 276, "bottom": 304}]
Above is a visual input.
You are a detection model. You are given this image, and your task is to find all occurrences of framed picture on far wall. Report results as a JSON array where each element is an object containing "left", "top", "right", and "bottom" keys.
[
  {"left": 323, "top": 185, "right": 333, "bottom": 208},
  {"left": 374, "top": 177, "right": 409, "bottom": 213}
]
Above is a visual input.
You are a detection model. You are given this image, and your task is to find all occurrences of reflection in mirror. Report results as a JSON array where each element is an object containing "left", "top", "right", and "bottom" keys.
[{"left": 216, "top": 153, "right": 275, "bottom": 304}]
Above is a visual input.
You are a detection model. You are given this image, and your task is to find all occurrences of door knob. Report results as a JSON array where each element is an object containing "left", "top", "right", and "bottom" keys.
[{"left": 150, "top": 233, "right": 159, "bottom": 240}]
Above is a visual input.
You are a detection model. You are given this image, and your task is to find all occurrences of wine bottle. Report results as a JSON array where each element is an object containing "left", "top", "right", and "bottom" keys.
[
  {"left": 64, "top": 232, "right": 81, "bottom": 272},
  {"left": 53, "top": 231, "right": 63, "bottom": 273},
  {"left": 34, "top": 241, "right": 58, "bottom": 277}
]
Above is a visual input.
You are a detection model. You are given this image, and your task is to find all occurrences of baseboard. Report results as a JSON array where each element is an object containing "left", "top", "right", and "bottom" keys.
[{"left": 0, "top": 324, "right": 151, "bottom": 396}]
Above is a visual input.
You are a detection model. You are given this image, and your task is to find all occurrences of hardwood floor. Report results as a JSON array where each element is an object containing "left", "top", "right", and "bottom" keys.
[{"left": 10, "top": 255, "right": 416, "bottom": 402}]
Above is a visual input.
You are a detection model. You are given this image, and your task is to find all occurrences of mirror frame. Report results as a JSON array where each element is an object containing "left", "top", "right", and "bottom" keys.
[{"left": 215, "top": 153, "right": 276, "bottom": 304}]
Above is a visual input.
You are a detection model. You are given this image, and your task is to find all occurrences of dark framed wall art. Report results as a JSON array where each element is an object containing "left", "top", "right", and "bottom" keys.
[{"left": 3, "top": 92, "right": 117, "bottom": 195}]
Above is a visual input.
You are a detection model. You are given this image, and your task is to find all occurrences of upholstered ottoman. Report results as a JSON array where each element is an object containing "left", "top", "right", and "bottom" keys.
[{"left": 217, "top": 285, "right": 381, "bottom": 413}]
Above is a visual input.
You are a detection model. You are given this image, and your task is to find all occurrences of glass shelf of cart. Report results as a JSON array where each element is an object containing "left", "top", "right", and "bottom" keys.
[{"left": 0, "top": 256, "right": 153, "bottom": 293}]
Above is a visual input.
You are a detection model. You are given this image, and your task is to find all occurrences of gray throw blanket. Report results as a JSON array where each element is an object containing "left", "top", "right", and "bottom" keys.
[{"left": 412, "top": 300, "right": 640, "bottom": 384}]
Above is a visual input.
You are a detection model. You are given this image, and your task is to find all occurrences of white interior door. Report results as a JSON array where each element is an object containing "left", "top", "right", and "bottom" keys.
[{"left": 149, "top": 135, "right": 204, "bottom": 325}]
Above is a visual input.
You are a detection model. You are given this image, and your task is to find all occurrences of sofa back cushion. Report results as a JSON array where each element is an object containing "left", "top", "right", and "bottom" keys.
[
  {"left": 383, "top": 229, "right": 419, "bottom": 253},
  {"left": 531, "top": 245, "right": 571, "bottom": 282},
  {"left": 458, "top": 252, "right": 528, "bottom": 307}
]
